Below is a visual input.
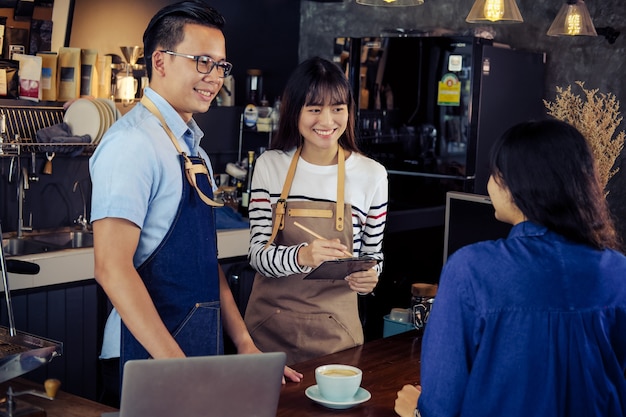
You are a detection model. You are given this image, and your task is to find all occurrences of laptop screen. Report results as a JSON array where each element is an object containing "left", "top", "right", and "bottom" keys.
[
  {"left": 443, "top": 191, "right": 512, "bottom": 264},
  {"left": 103, "top": 352, "right": 286, "bottom": 417}
]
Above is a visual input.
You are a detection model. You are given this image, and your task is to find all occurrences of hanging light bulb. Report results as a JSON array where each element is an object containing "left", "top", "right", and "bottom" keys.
[
  {"left": 356, "top": 0, "right": 424, "bottom": 6},
  {"left": 466, "top": 0, "right": 523, "bottom": 23},
  {"left": 547, "top": 0, "right": 597, "bottom": 36},
  {"left": 484, "top": 0, "right": 505, "bottom": 21},
  {"left": 566, "top": 10, "right": 583, "bottom": 34}
]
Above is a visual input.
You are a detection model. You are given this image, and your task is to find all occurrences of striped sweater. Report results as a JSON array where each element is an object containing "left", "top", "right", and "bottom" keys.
[{"left": 248, "top": 148, "right": 388, "bottom": 278}]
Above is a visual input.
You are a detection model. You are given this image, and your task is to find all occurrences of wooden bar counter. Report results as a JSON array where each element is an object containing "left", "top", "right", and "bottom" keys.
[
  {"left": 0, "top": 378, "right": 116, "bottom": 417},
  {"left": 0, "top": 330, "right": 421, "bottom": 416},
  {"left": 278, "top": 330, "right": 422, "bottom": 416}
]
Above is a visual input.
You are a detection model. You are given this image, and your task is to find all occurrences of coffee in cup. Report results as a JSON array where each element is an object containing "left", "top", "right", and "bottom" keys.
[{"left": 315, "top": 364, "right": 362, "bottom": 402}]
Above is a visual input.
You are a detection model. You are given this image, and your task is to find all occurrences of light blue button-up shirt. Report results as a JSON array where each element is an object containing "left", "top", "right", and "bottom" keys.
[
  {"left": 90, "top": 87, "right": 214, "bottom": 266},
  {"left": 90, "top": 87, "right": 216, "bottom": 359}
]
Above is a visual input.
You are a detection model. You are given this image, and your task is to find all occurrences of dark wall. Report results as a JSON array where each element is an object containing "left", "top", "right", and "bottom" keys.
[
  {"left": 298, "top": 0, "right": 626, "bottom": 244},
  {"left": 70, "top": 0, "right": 301, "bottom": 107},
  {"left": 216, "top": 0, "right": 301, "bottom": 105},
  {"left": 299, "top": 1, "right": 625, "bottom": 103}
]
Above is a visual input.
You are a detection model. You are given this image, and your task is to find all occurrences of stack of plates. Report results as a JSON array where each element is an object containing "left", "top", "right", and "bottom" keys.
[{"left": 64, "top": 98, "right": 121, "bottom": 145}]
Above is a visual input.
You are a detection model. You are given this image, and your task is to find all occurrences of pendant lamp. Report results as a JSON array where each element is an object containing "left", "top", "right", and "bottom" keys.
[
  {"left": 547, "top": 0, "right": 597, "bottom": 37},
  {"left": 356, "top": 0, "right": 424, "bottom": 6},
  {"left": 465, "top": 0, "right": 523, "bottom": 23}
]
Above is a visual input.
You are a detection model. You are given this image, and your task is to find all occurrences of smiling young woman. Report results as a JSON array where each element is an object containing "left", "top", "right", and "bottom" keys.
[{"left": 244, "top": 57, "right": 389, "bottom": 365}]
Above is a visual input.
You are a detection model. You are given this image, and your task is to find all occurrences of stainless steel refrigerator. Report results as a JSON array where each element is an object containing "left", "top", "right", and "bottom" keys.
[{"left": 334, "top": 35, "right": 546, "bottom": 210}]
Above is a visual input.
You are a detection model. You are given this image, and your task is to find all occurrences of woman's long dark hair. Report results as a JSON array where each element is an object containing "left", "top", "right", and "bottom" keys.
[
  {"left": 271, "top": 56, "right": 359, "bottom": 153},
  {"left": 489, "top": 119, "right": 621, "bottom": 250}
]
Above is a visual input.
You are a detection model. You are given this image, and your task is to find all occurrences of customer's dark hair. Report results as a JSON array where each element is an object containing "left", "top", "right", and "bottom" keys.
[
  {"left": 143, "top": 1, "right": 225, "bottom": 79},
  {"left": 271, "top": 56, "right": 358, "bottom": 153},
  {"left": 489, "top": 118, "right": 620, "bottom": 250}
]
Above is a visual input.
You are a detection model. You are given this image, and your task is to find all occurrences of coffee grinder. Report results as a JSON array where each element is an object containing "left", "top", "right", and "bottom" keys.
[{"left": 118, "top": 46, "right": 144, "bottom": 104}]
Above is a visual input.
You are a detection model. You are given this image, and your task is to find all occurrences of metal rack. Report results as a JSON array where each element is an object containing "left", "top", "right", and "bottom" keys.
[
  {"left": 2, "top": 105, "right": 64, "bottom": 142},
  {"left": 0, "top": 104, "right": 97, "bottom": 157},
  {"left": 0, "top": 140, "right": 97, "bottom": 157}
]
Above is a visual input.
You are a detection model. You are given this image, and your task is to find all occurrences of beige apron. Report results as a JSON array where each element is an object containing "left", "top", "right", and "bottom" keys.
[{"left": 244, "top": 147, "right": 363, "bottom": 365}]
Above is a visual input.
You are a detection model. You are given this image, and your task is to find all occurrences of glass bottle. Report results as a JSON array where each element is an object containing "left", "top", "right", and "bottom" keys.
[
  {"left": 245, "top": 69, "right": 262, "bottom": 105},
  {"left": 359, "top": 74, "right": 369, "bottom": 110},
  {"left": 240, "top": 150, "right": 256, "bottom": 216},
  {"left": 244, "top": 69, "right": 262, "bottom": 130},
  {"left": 271, "top": 96, "right": 281, "bottom": 132},
  {"left": 0, "top": 113, "right": 8, "bottom": 155}
]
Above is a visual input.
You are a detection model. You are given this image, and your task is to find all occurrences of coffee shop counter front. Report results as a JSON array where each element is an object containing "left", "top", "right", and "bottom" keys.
[
  {"left": 1, "top": 228, "right": 250, "bottom": 292},
  {"left": 1, "top": 330, "right": 422, "bottom": 417}
]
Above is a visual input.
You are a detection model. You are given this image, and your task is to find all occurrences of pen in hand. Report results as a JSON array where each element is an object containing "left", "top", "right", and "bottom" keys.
[{"left": 293, "top": 221, "right": 353, "bottom": 258}]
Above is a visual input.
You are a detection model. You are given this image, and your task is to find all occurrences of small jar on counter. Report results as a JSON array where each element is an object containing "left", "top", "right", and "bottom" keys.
[{"left": 410, "top": 283, "right": 438, "bottom": 331}]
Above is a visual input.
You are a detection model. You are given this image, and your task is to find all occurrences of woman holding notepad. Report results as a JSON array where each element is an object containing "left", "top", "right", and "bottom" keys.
[{"left": 244, "top": 57, "right": 388, "bottom": 365}]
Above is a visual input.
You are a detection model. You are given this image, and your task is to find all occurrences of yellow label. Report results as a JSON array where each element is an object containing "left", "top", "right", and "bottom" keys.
[{"left": 437, "top": 73, "right": 461, "bottom": 106}]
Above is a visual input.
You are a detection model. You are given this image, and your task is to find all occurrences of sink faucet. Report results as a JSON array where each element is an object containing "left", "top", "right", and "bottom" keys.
[
  {"left": 17, "top": 167, "right": 37, "bottom": 238},
  {"left": 73, "top": 180, "right": 90, "bottom": 231}
]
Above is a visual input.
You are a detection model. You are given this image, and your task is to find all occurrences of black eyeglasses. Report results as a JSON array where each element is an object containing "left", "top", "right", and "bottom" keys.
[{"left": 160, "top": 50, "right": 233, "bottom": 78}]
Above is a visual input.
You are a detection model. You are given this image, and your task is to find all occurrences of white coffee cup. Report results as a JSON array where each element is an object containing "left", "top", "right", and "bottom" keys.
[{"left": 315, "top": 364, "right": 362, "bottom": 402}]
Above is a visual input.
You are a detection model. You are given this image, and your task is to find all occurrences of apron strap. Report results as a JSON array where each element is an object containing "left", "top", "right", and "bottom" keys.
[
  {"left": 265, "top": 146, "right": 302, "bottom": 248},
  {"left": 141, "top": 96, "right": 222, "bottom": 207},
  {"left": 336, "top": 146, "right": 345, "bottom": 232},
  {"left": 264, "top": 146, "right": 346, "bottom": 248}
]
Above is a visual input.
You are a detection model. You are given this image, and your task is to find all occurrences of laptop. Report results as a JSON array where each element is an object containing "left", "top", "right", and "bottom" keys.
[{"left": 102, "top": 352, "right": 286, "bottom": 417}]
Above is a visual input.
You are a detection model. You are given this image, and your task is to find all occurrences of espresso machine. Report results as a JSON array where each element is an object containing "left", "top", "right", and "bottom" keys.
[{"left": 0, "top": 220, "right": 63, "bottom": 416}]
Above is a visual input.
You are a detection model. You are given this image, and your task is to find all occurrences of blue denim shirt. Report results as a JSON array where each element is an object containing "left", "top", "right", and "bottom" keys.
[{"left": 419, "top": 221, "right": 626, "bottom": 417}]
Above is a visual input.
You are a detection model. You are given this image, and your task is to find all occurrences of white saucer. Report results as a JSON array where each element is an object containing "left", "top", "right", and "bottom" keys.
[{"left": 305, "top": 385, "right": 371, "bottom": 410}]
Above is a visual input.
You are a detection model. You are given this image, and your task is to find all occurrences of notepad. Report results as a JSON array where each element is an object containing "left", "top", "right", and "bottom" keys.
[{"left": 303, "top": 257, "right": 380, "bottom": 280}]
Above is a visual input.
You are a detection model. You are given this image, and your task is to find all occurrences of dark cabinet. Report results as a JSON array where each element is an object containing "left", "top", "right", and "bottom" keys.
[{"left": 1, "top": 280, "right": 106, "bottom": 401}]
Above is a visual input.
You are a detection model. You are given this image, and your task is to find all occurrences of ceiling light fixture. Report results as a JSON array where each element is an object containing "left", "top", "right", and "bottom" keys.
[
  {"left": 547, "top": 0, "right": 597, "bottom": 37},
  {"left": 356, "top": 0, "right": 424, "bottom": 6},
  {"left": 466, "top": 0, "right": 523, "bottom": 23}
]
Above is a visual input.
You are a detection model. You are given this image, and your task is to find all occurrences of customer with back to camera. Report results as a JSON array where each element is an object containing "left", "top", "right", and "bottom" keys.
[
  {"left": 90, "top": 1, "right": 301, "bottom": 399},
  {"left": 394, "top": 119, "right": 626, "bottom": 417},
  {"left": 244, "top": 56, "right": 388, "bottom": 365}
]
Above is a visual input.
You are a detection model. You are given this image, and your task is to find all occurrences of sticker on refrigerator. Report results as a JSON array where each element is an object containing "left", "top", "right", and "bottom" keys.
[
  {"left": 437, "top": 73, "right": 461, "bottom": 106},
  {"left": 448, "top": 55, "right": 463, "bottom": 72}
]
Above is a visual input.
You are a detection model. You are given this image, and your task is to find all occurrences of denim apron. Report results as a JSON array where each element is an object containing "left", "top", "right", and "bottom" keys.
[
  {"left": 121, "top": 97, "right": 224, "bottom": 363},
  {"left": 245, "top": 147, "right": 363, "bottom": 365}
]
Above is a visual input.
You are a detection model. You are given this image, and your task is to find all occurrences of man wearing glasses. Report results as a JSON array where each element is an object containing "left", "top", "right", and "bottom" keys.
[{"left": 90, "top": 1, "right": 301, "bottom": 402}]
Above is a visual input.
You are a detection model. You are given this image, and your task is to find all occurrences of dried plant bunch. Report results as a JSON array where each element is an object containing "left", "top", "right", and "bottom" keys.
[{"left": 544, "top": 81, "right": 625, "bottom": 193}]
